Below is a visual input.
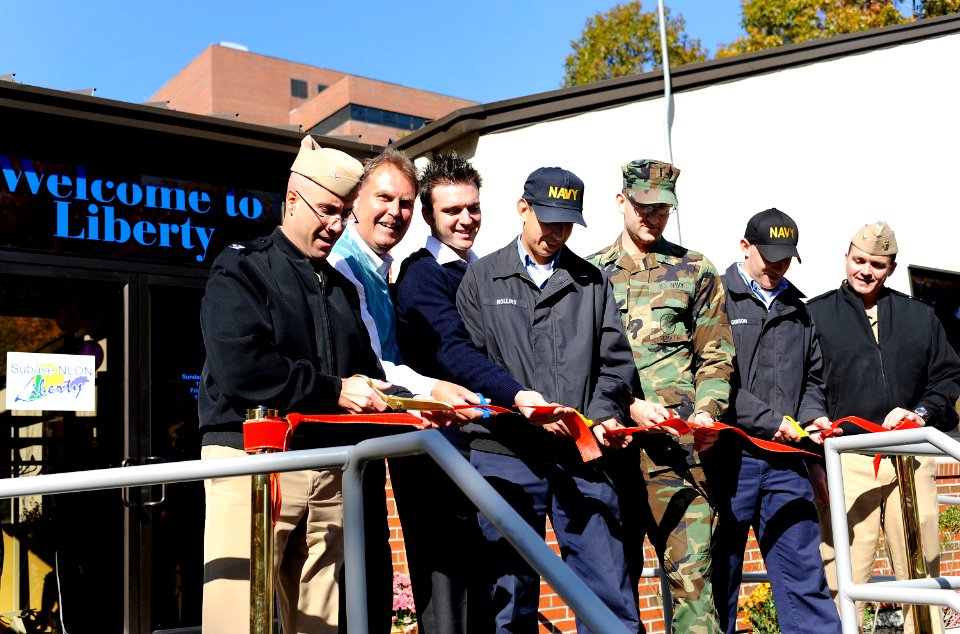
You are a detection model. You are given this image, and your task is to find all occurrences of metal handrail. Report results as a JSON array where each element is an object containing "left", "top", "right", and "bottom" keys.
[
  {"left": 824, "top": 427, "right": 960, "bottom": 633},
  {"left": 0, "top": 429, "right": 631, "bottom": 634}
]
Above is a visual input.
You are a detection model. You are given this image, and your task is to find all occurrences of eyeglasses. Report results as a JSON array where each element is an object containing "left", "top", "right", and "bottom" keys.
[
  {"left": 627, "top": 198, "right": 676, "bottom": 217},
  {"left": 295, "top": 190, "right": 355, "bottom": 225}
]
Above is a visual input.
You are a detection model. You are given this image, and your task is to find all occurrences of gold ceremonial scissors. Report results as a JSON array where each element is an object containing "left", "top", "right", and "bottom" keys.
[{"left": 352, "top": 375, "right": 452, "bottom": 411}]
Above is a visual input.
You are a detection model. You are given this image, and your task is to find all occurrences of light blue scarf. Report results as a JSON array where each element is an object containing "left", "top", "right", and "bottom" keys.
[{"left": 332, "top": 229, "right": 403, "bottom": 363}]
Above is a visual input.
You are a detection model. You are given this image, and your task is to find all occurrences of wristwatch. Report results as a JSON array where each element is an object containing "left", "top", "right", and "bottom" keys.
[{"left": 913, "top": 406, "right": 930, "bottom": 424}]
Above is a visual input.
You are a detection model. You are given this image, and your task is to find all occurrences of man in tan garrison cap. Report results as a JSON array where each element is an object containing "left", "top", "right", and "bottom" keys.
[
  {"left": 199, "top": 135, "right": 413, "bottom": 633},
  {"left": 807, "top": 221, "right": 960, "bottom": 634}
]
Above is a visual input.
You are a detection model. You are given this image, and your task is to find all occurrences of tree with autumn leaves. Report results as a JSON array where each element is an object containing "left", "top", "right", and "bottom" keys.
[
  {"left": 562, "top": 3, "right": 708, "bottom": 86},
  {"left": 563, "top": 0, "right": 960, "bottom": 86},
  {"left": 718, "top": 0, "right": 906, "bottom": 56}
]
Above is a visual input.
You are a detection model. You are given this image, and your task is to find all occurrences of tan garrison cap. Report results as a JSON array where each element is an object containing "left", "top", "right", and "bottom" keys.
[
  {"left": 290, "top": 135, "right": 362, "bottom": 197},
  {"left": 851, "top": 221, "right": 898, "bottom": 256}
]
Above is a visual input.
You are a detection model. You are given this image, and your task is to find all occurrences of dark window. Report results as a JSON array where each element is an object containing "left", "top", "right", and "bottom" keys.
[
  {"left": 290, "top": 78, "right": 308, "bottom": 99},
  {"left": 910, "top": 265, "right": 960, "bottom": 354},
  {"left": 317, "top": 84, "right": 328, "bottom": 93},
  {"left": 311, "top": 104, "right": 431, "bottom": 136}
]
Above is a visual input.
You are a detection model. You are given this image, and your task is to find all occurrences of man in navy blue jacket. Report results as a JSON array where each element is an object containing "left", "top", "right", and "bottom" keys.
[
  {"left": 453, "top": 167, "right": 640, "bottom": 633},
  {"left": 712, "top": 209, "right": 840, "bottom": 634}
]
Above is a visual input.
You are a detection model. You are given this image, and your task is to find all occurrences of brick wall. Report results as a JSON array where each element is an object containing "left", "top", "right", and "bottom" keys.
[
  {"left": 386, "top": 461, "right": 960, "bottom": 634},
  {"left": 153, "top": 44, "right": 474, "bottom": 135}
]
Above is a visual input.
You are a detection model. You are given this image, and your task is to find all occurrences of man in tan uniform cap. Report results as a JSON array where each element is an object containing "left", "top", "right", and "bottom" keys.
[
  {"left": 200, "top": 135, "right": 411, "bottom": 633},
  {"left": 808, "top": 221, "right": 960, "bottom": 634}
]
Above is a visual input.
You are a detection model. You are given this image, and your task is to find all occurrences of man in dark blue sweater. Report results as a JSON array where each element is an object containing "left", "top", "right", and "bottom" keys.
[{"left": 398, "top": 157, "right": 529, "bottom": 407}]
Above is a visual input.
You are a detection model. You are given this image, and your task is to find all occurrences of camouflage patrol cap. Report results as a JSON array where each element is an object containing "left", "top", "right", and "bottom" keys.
[
  {"left": 850, "top": 221, "right": 898, "bottom": 256},
  {"left": 290, "top": 135, "right": 363, "bottom": 198},
  {"left": 622, "top": 159, "right": 680, "bottom": 206}
]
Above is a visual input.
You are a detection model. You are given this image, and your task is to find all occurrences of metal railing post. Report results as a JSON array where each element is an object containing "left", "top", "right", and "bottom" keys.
[
  {"left": 824, "top": 438, "right": 860, "bottom": 633},
  {"left": 346, "top": 431, "right": 632, "bottom": 634},
  {"left": 659, "top": 570, "right": 673, "bottom": 628},
  {"left": 341, "top": 453, "right": 369, "bottom": 634},
  {"left": 244, "top": 406, "right": 284, "bottom": 634},
  {"left": 824, "top": 428, "right": 960, "bottom": 632},
  {"left": 250, "top": 467, "right": 275, "bottom": 634},
  {"left": 894, "top": 455, "right": 934, "bottom": 634}
]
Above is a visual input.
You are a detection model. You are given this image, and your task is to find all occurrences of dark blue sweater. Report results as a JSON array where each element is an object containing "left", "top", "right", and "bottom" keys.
[{"left": 395, "top": 247, "right": 525, "bottom": 407}]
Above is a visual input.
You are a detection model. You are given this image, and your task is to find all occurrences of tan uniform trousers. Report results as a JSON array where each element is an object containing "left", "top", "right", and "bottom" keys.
[
  {"left": 201, "top": 445, "right": 344, "bottom": 634},
  {"left": 818, "top": 453, "right": 943, "bottom": 634}
]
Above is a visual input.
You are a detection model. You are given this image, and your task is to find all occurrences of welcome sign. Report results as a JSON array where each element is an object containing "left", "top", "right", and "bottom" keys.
[
  {"left": 6, "top": 352, "right": 97, "bottom": 412},
  {"left": 0, "top": 154, "right": 282, "bottom": 265}
]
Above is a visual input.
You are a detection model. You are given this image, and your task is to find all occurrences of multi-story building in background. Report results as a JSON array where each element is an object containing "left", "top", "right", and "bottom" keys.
[{"left": 151, "top": 42, "right": 476, "bottom": 146}]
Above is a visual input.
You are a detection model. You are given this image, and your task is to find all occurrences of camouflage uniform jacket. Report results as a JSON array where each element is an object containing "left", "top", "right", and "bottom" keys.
[{"left": 587, "top": 235, "right": 734, "bottom": 424}]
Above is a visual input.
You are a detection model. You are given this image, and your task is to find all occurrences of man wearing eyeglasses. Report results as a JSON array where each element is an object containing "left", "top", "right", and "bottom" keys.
[
  {"left": 199, "top": 135, "right": 414, "bottom": 633},
  {"left": 588, "top": 159, "right": 734, "bottom": 633}
]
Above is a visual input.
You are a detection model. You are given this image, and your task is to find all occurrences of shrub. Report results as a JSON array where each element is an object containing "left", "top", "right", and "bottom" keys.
[{"left": 739, "top": 583, "right": 779, "bottom": 634}]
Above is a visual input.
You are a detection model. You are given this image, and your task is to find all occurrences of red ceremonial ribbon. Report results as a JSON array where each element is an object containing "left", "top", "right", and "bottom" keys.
[
  {"left": 823, "top": 416, "right": 921, "bottom": 477},
  {"left": 606, "top": 417, "right": 821, "bottom": 457},
  {"left": 605, "top": 415, "right": 924, "bottom": 467},
  {"left": 271, "top": 473, "right": 282, "bottom": 525},
  {"left": 285, "top": 405, "right": 513, "bottom": 431},
  {"left": 523, "top": 406, "right": 604, "bottom": 462},
  {"left": 240, "top": 404, "right": 536, "bottom": 524}
]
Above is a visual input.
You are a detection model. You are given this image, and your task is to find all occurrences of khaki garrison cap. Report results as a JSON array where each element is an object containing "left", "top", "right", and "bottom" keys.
[
  {"left": 290, "top": 135, "right": 363, "bottom": 198},
  {"left": 851, "top": 221, "right": 898, "bottom": 256}
]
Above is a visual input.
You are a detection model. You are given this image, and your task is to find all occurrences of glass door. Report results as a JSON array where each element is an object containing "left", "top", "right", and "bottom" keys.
[
  {"left": 0, "top": 265, "right": 130, "bottom": 633},
  {"left": 139, "top": 278, "right": 206, "bottom": 633}
]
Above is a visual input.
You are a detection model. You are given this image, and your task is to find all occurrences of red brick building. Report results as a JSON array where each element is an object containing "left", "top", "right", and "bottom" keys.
[{"left": 151, "top": 43, "right": 476, "bottom": 145}]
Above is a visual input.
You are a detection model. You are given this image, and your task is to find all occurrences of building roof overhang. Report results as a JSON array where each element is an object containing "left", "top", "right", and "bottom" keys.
[
  {"left": 0, "top": 80, "right": 385, "bottom": 157},
  {"left": 392, "top": 12, "right": 960, "bottom": 157}
]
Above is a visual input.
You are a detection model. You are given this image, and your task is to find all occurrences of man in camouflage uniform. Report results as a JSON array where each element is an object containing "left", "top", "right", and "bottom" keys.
[{"left": 588, "top": 159, "right": 734, "bottom": 633}]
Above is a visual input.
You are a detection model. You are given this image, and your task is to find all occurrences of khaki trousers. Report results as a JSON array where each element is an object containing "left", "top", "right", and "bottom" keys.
[
  {"left": 818, "top": 453, "right": 943, "bottom": 634},
  {"left": 201, "top": 445, "right": 343, "bottom": 634}
]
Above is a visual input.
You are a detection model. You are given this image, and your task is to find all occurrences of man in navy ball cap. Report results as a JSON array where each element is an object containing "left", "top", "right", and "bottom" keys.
[{"left": 454, "top": 166, "right": 641, "bottom": 632}]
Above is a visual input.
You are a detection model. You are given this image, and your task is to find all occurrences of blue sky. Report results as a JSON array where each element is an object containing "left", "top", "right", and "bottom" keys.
[{"left": 1, "top": 1, "right": 745, "bottom": 105}]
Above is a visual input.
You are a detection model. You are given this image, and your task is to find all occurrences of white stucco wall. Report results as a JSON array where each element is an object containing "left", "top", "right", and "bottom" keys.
[{"left": 396, "top": 30, "right": 960, "bottom": 298}]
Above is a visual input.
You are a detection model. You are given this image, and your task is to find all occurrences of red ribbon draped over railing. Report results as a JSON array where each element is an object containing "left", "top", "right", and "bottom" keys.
[
  {"left": 824, "top": 415, "right": 922, "bottom": 476},
  {"left": 243, "top": 406, "right": 510, "bottom": 524},
  {"left": 243, "top": 408, "right": 924, "bottom": 524}
]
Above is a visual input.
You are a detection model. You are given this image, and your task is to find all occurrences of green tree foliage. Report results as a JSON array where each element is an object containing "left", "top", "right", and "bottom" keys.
[
  {"left": 563, "top": 1, "right": 708, "bottom": 87},
  {"left": 918, "top": 0, "right": 960, "bottom": 17},
  {"left": 717, "top": 0, "right": 908, "bottom": 57},
  {"left": 562, "top": 0, "right": 959, "bottom": 86}
]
